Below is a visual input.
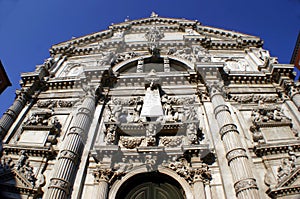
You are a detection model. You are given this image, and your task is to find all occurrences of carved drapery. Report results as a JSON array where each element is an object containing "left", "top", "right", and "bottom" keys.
[
  {"left": 44, "top": 88, "right": 96, "bottom": 199},
  {"left": 207, "top": 81, "right": 260, "bottom": 199}
]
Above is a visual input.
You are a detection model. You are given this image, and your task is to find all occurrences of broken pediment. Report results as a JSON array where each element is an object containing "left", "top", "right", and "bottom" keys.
[{"left": 267, "top": 167, "right": 300, "bottom": 198}]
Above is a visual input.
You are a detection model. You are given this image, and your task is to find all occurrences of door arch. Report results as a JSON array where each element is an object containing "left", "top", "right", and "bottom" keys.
[{"left": 116, "top": 172, "right": 185, "bottom": 199}]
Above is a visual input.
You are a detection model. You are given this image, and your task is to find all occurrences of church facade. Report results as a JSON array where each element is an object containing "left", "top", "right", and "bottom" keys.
[{"left": 0, "top": 14, "right": 299, "bottom": 199}]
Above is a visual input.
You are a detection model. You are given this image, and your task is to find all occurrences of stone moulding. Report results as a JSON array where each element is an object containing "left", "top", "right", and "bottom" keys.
[
  {"left": 2, "top": 144, "right": 55, "bottom": 157},
  {"left": 253, "top": 141, "right": 300, "bottom": 157}
]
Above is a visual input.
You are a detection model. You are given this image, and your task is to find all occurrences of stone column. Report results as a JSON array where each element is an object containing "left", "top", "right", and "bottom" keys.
[
  {"left": 192, "top": 162, "right": 211, "bottom": 199},
  {"left": 193, "top": 176, "right": 206, "bottom": 199},
  {"left": 288, "top": 85, "right": 300, "bottom": 111},
  {"left": 44, "top": 90, "right": 96, "bottom": 199},
  {"left": 208, "top": 82, "right": 259, "bottom": 199},
  {"left": 0, "top": 92, "right": 27, "bottom": 139},
  {"left": 93, "top": 168, "right": 113, "bottom": 199}
]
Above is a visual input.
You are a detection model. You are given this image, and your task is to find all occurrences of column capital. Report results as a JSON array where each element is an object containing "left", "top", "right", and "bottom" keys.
[
  {"left": 93, "top": 168, "right": 114, "bottom": 183},
  {"left": 192, "top": 164, "right": 212, "bottom": 183},
  {"left": 206, "top": 81, "right": 226, "bottom": 99}
]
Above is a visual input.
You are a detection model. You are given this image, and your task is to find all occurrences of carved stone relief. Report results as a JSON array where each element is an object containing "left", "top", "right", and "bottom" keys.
[
  {"left": 111, "top": 51, "right": 139, "bottom": 65},
  {"left": 250, "top": 106, "right": 293, "bottom": 144},
  {"left": 145, "top": 26, "right": 164, "bottom": 54},
  {"left": 229, "top": 94, "right": 278, "bottom": 103},
  {"left": 168, "top": 46, "right": 210, "bottom": 63},
  {"left": 37, "top": 99, "right": 78, "bottom": 108}
]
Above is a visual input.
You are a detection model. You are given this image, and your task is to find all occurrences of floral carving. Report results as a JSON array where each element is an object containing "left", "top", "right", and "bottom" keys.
[
  {"left": 229, "top": 94, "right": 278, "bottom": 103},
  {"left": 37, "top": 99, "right": 77, "bottom": 108},
  {"left": 164, "top": 158, "right": 211, "bottom": 184},
  {"left": 93, "top": 168, "right": 114, "bottom": 182},
  {"left": 120, "top": 136, "right": 143, "bottom": 149},
  {"left": 160, "top": 136, "right": 182, "bottom": 147}
]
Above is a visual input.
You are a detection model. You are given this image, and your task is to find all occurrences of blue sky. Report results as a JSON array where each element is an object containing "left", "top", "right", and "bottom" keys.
[{"left": 0, "top": 0, "right": 299, "bottom": 114}]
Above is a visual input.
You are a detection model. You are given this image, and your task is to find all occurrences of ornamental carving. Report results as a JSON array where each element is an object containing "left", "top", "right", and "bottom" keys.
[
  {"left": 111, "top": 51, "right": 139, "bottom": 65},
  {"left": 226, "top": 148, "right": 247, "bottom": 163},
  {"left": 251, "top": 106, "right": 291, "bottom": 125},
  {"left": 105, "top": 125, "right": 117, "bottom": 145},
  {"left": 219, "top": 124, "right": 238, "bottom": 138},
  {"left": 1, "top": 151, "right": 37, "bottom": 186},
  {"left": 160, "top": 136, "right": 182, "bottom": 147},
  {"left": 49, "top": 178, "right": 70, "bottom": 193},
  {"left": 93, "top": 168, "right": 114, "bottom": 182},
  {"left": 120, "top": 136, "right": 143, "bottom": 149},
  {"left": 37, "top": 99, "right": 78, "bottom": 108},
  {"left": 286, "top": 83, "right": 300, "bottom": 98},
  {"left": 145, "top": 26, "right": 164, "bottom": 54},
  {"left": 277, "top": 151, "right": 298, "bottom": 183},
  {"left": 234, "top": 178, "right": 258, "bottom": 194},
  {"left": 59, "top": 150, "right": 78, "bottom": 163},
  {"left": 168, "top": 46, "right": 210, "bottom": 63},
  {"left": 108, "top": 99, "right": 123, "bottom": 122},
  {"left": 146, "top": 123, "right": 158, "bottom": 146},
  {"left": 229, "top": 94, "right": 278, "bottom": 103},
  {"left": 23, "top": 112, "right": 61, "bottom": 131},
  {"left": 186, "top": 123, "right": 199, "bottom": 144},
  {"left": 163, "top": 158, "right": 211, "bottom": 184}
]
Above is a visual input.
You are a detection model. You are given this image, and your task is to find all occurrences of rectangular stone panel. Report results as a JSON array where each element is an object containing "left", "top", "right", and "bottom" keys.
[{"left": 18, "top": 130, "right": 49, "bottom": 146}]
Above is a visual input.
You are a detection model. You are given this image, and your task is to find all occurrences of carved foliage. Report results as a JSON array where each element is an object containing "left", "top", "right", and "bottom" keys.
[
  {"left": 37, "top": 99, "right": 78, "bottom": 108},
  {"left": 229, "top": 94, "right": 278, "bottom": 103},
  {"left": 120, "top": 136, "right": 143, "bottom": 149},
  {"left": 93, "top": 168, "right": 114, "bottom": 182},
  {"left": 160, "top": 136, "right": 182, "bottom": 147},
  {"left": 163, "top": 158, "right": 211, "bottom": 184}
]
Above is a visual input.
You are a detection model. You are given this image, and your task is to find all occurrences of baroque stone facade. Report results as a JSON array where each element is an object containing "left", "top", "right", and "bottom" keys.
[{"left": 0, "top": 13, "right": 299, "bottom": 199}]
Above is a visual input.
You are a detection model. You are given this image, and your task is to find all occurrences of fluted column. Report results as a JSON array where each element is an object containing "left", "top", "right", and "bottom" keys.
[
  {"left": 0, "top": 92, "right": 27, "bottom": 139},
  {"left": 208, "top": 82, "right": 259, "bottom": 199},
  {"left": 288, "top": 85, "right": 300, "bottom": 111},
  {"left": 93, "top": 168, "right": 113, "bottom": 199},
  {"left": 44, "top": 91, "right": 96, "bottom": 199}
]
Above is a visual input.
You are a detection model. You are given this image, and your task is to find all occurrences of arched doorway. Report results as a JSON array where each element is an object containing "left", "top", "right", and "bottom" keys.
[{"left": 116, "top": 172, "right": 186, "bottom": 199}]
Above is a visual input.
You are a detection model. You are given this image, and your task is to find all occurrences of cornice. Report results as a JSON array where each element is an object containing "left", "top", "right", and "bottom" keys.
[{"left": 49, "top": 16, "right": 264, "bottom": 57}]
